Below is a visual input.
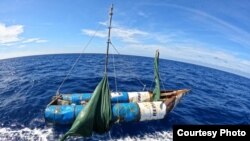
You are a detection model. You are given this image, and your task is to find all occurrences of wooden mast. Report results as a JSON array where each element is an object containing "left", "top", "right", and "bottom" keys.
[{"left": 104, "top": 4, "right": 114, "bottom": 74}]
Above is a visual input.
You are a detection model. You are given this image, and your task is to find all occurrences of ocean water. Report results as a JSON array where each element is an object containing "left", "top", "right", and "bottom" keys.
[{"left": 0, "top": 54, "right": 249, "bottom": 141}]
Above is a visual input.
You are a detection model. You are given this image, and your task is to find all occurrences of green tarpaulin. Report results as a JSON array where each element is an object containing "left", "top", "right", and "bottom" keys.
[
  {"left": 60, "top": 74, "right": 112, "bottom": 141},
  {"left": 153, "top": 50, "right": 161, "bottom": 101}
]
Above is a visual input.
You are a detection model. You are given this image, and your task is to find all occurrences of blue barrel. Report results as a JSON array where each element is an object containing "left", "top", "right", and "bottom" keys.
[
  {"left": 44, "top": 105, "right": 85, "bottom": 124},
  {"left": 61, "top": 92, "right": 129, "bottom": 104},
  {"left": 112, "top": 103, "right": 140, "bottom": 122},
  {"left": 62, "top": 93, "right": 92, "bottom": 104},
  {"left": 111, "top": 92, "right": 129, "bottom": 103},
  {"left": 45, "top": 103, "right": 140, "bottom": 124}
]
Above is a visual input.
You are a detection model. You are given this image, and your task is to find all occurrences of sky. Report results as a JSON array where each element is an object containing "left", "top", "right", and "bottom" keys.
[{"left": 0, "top": 0, "right": 250, "bottom": 78}]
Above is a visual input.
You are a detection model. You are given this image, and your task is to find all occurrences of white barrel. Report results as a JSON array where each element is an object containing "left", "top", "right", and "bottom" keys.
[
  {"left": 138, "top": 101, "right": 167, "bottom": 121},
  {"left": 128, "top": 92, "right": 151, "bottom": 102}
]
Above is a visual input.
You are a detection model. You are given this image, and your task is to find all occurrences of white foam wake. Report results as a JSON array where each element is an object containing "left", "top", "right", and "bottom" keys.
[
  {"left": 0, "top": 127, "right": 53, "bottom": 141},
  {"left": 0, "top": 127, "right": 172, "bottom": 141},
  {"left": 111, "top": 131, "right": 173, "bottom": 141}
]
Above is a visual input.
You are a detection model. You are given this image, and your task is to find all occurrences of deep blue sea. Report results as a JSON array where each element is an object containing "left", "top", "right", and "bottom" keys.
[{"left": 0, "top": 54, "right": 249, "bottom": 141}]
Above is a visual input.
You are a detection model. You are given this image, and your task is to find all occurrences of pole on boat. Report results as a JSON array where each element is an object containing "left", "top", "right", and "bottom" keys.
[{"left": 104, "top": 4, "right": 114, "bottom": 74}]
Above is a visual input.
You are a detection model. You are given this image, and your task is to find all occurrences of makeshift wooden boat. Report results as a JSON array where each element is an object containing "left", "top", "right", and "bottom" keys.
[{"left": 44, "top": 4, "right": 190, "bottom": 140}]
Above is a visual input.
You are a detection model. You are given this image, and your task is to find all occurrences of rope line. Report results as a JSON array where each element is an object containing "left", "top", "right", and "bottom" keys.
[
  {"left": 149, "top": 78, "right": 154, "bottom": 91},
  {"left": 56, "top": 24, "right": 102, "bottom": 95},
  {"left": 110, "top": 42, "right": 120, "bottom": 55},
  {"left": 111, "top": 44, "right": 120, "bottom": 120},
  {"left": 112, "top": 53, "right": 118, "bottom": 92},
  {"left": 159, "top": 70, "right": 166, "bottom": 91},
  {"left": 110, "top": 41, "right": 146, "bottom": 91}
]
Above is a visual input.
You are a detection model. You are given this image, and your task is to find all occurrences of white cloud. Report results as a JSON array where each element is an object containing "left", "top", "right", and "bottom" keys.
[
  {"left": 82, "top": 24, "right": 148, "bottom": 43},
  {"left": 17, "top": 45, "right": 26, "bottom": 48},
  {"left": 82, "top": 29, "right": 106, "bottom": 38},
  {"left": 113, "top": 27, "right": 148, "bottom": 43},
  {"left": 0, "top": 23, "right": 23, "bottom": 44},
  {"left": 0, "top": 23, "right": 48, "bottom": 46},
  {"left": 118, "top": 43, "right": 250, "bottom": 78},
  {"left": 81, "top": 22, "right": 250, "bottom": 78},
  {"left": 83, "top": 21, "right": 178, "bottom": 44},
  {"left": 1, "top": 43, "right": 16, "bottom": 46},
  {"left": 191, "top": 8, "right": 250, "bottom": 48},
  {"left": 98, "top": 21, "right": 108, "bottom": 26},
  {"left": 161, "top": 4, "right": 250, "bottom": 49},
  {"left": 138, "top": 11, "right": 148, "bottom": 18},
  {"left": 22, "top": 38, "right": 47, "bottom": 43}
]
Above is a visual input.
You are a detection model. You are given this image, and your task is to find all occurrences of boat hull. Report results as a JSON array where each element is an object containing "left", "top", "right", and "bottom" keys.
[
  {"left": 44, "top": 89, "right": 188, "bottom": 124},
  {"left": 45, "top": 102, "right": 167, "bottom": 124},
  {"left": 61, "top": 91, "right": 152, "bottom": 104}
]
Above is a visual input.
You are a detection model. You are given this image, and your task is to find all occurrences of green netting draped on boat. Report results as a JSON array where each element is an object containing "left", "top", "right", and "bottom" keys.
[
  {"left": 153, "top": 50, "right": 160, "bottom": 101},
  {"left": 61, "top": 74, "right": 112, "bottom": 141}
]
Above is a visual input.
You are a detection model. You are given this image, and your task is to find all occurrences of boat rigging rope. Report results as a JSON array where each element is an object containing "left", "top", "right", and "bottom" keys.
[
  {"left": 56, "top": 24, "right": 102, "bottom": 95},
  {"left": 149, "top": 79, "right": 154, "bottom": 91},
  {"left": 112, "top": 53, "right": 120, "bottom": 120},
  {"left": 159, "top": 71, "right": 167, "bottom": 90},
  {"left": 149, "top": 68, "right": 167, "bottom": 91},
  {"left": 110, "top": 42, "right": 120, "bottom": 55},
  {"left": 112, "top": 53, "right": 118, "bottom": 92},
  {"left": 159, "top": 71, "right": 166, "bottom": 91},
  {"left": 110, "top": 41, "right": 147, "bottom": 91}
]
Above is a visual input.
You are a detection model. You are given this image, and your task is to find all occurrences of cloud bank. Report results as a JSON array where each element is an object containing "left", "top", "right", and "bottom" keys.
[
  {"left": 0, "top": 23, "right": 23, "bottom": 44},
  {"left": 0, "top": 23, "right": 47, "bottom": 46},
  {"left": 81, "top": 22, "right": 250, "bottom": 78}
]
